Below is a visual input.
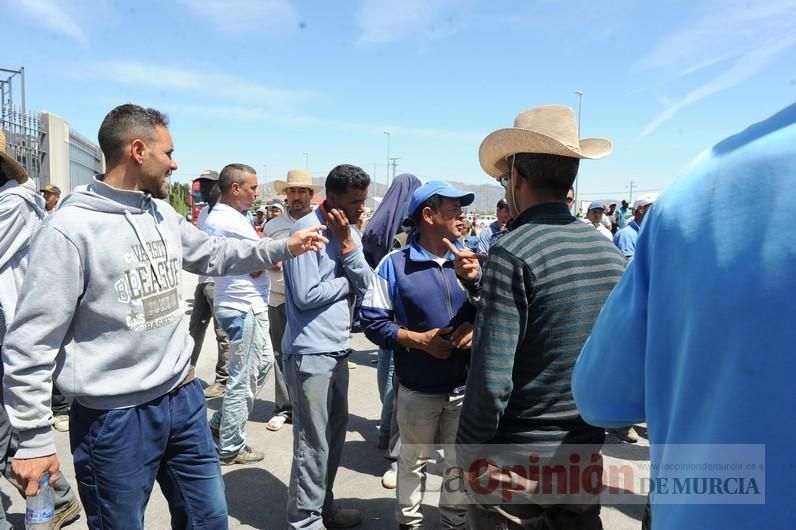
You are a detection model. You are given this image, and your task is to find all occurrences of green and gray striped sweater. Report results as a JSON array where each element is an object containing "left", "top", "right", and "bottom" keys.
[{"left": 457, "top": 202, "right": 625, "bottom": 448}]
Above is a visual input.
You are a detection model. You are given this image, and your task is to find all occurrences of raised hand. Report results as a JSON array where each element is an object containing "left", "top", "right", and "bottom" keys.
[
  {"left": 442, "top": 238, "right": 486, "bottom": 282},
  {"left": 325, "top": 209, "right": 357, "bottom": 254},
  {"left": 287, "top": 225, "right": 330, "bottom": 256}
]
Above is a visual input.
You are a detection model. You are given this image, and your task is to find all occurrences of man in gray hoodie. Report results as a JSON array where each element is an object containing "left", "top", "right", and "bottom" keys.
[{"left": 1, "top": 105, "right": 327, "bottom": 529}]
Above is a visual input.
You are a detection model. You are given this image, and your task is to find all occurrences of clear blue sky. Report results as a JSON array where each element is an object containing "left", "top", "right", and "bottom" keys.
[{"left": 4, "top": 0, "right": 795, "bottom": 201}]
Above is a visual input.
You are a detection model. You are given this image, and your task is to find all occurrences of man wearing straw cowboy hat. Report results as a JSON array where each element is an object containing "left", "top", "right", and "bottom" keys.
[
  {"left": 448, "top": 105, "right": 625, "bottom": 529},
  {"left": 262, "top": 169, "right": 323, "bottom": 432},
  {"left": 0, "top": 130, "right": 82, "bottom": 528}
]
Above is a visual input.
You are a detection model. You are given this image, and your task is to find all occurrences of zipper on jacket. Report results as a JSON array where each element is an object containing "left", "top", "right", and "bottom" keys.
[{"left": 438, "top": 264, "right": 454, "bottom": 320}]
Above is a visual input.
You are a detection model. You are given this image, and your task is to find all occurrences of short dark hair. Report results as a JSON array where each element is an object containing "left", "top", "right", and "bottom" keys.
[
  {"left": 325, "top": 164, "right": 370, "bottom": 195},
  {"left": 198, "top": 179, "right": 221, "bottom": 207},
  {"left": 98, "top": 104, "right": 169, "bottom": 166},
  {"left": 411, "top": 194, "right": 443, "bottom": 227},
  {"left": 496, "top": 199, "right": 509, "bottom": 210},
  {"left": 507, "top": 153, "right": 580, "bottom": 197},
  {"left": 219, "top": 163, "right": 256, "bottom": 194}
]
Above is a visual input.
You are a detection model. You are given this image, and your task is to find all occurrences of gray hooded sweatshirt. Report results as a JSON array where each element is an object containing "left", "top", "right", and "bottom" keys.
[
  {"left": 0, "top": 179, "right": 47, "bottom": 340},
  {"left": 3, "top": 176, "right": 294, "bottom": 458}
]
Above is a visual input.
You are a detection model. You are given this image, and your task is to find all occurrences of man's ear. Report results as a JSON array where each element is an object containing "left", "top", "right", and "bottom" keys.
[
  {"left": 130, "top": 138, "right": 146, "bottom": 165},
  {"left": 422, "top": 206, "right": 434, "bottom": 225}
]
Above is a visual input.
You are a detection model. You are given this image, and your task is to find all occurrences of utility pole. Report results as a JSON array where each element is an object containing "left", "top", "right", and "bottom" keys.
[
  {"left": 389, "top": 157, "right": 401, "bottom": 181},
  {"left": 383, "top": 131, "right": 391, "bottom": 188},
  {"left": 574, "top": 90, "right": 583, "bottom": 208},
  {"left": 626, "top": 180, "right": 636, "bottom": 202}
]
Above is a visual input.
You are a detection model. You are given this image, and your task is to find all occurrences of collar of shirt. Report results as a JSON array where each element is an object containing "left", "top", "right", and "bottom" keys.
[
  {"left": 408, "top": 234, "right": 460, "bottom": 263},
  {"left": 509, "top": 202, "right": 574, "bottom": 230},
  {"left": 628, "top": 219, "right": 641, "bottom": 233}
]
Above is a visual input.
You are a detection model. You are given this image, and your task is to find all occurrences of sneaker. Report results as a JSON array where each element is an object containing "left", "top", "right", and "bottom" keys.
[
  {"left": 381, "top": 462, "right": 397, "bottom": 489},
  {"left": 53, "top": 414, "right": 70, "bottom": 432},
  {"left": 266, "top": 414, "right": 289, "bottom": 432},
  {"left": 203, "top": 382, "right": 226, "bottom": 399},
  {"left": 53, "top": 498, "right": 81, "bottom": 529},
  {"left": 347, "top": 361, "right": 357, "bottom": 370},
  {"left": 323, "top": 507, "right": 361, "bottom": 528},
  {"left": 220, "top": 445, "right": 264, "bottom": 466},
  {"left": 612, "top": 426, "right": 640, "bottom": 443}
]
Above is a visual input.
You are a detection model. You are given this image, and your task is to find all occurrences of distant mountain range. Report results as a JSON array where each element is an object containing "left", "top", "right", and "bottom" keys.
[{"left": 258, "top": 177, "right": 505, "bottom": 214}]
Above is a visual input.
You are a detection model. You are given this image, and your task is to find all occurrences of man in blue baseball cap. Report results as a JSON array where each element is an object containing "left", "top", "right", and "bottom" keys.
[{"left": 361, "top": 180, "right": 476, "bottom": 530}]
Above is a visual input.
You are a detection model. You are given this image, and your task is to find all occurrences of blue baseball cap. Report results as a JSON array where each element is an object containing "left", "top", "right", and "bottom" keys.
[{"left": 407, "top": 180, "right": 475, "bottom": 218}]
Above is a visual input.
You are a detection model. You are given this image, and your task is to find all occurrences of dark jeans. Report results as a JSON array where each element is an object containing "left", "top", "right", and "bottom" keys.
[
  {"left": 268, "top": 303, "right": 292, "bottom": 420},
  {"left": 52, "top": 385, "right": 70, "bottom": 416},
  {"left": 70, "top": 380, "right": 228, "bottom": 529},
  {"left": 468, "top": 502, "right": 602, "bottom": 530},
  {"left": 189, "top": 282, "right": 230, "bottom": 384}
]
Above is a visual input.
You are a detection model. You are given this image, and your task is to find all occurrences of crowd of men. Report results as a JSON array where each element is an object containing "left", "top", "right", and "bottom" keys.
[{"left": 0, "top": 100, "right": 793, "bottom": 530}]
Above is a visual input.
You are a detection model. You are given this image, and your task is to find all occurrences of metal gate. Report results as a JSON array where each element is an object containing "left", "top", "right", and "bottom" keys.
[{"left": 0, "top": 105, "right": 41, "bottom": 186}]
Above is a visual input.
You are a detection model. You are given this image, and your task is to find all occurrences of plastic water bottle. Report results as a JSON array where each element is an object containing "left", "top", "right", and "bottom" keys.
[{"left": 25, "top": 473, "right": 54, "bottom": 529}]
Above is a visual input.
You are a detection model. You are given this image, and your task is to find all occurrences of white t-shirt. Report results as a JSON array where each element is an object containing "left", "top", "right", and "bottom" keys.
[
  {"left": 262, "top": 212, "right": 301, "bottom": 307},
  {"left": 204, "top": 203, "right": 270, "bottom": 312},
  {"left": 593, "top": 223, "right": 613, "bottom": 240},
  {"left": 196, "top": 205, "right": 213, "bottom": 285}
]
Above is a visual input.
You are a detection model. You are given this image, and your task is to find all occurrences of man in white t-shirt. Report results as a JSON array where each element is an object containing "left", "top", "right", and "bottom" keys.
[
  {"left": 205, "top": 163, "right": 273, "bottom": 465},
  {"left": 586, "top": 200, "right": 613, "bottom": 240},
  {"left": 262, "top": 169, "right": 320, "bottom": 431}
]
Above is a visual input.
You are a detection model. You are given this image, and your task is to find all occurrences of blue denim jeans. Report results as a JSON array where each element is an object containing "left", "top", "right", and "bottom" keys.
[
  {"left": 70, "top": 379, "right": 228, "bottom": 529},
  {"left": 210, "top": 306, "right": 273, "bottom": 458},
  {"left": 284, "top": 353, "right": 349, "bottom": 530},
  {"left": 376, "top": 348, "right": 395, "bottom": 440}
]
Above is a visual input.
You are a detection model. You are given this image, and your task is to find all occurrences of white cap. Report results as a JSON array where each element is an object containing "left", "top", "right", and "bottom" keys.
[{"left": 632, "top": 193, "right": 658, "bottom": 210}]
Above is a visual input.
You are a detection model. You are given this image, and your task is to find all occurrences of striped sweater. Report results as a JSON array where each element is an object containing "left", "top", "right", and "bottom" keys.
[{"left": 456, "top": 202, "right": 625, "bottom": 448}]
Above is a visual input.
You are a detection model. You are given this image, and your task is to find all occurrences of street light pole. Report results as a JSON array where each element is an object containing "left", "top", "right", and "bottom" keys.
[
  {"left": 383, "top": 131, "right": 391, "bottom": 188},
  {"left": 574, "top": 90, "right": 583, "bottom": 214}
]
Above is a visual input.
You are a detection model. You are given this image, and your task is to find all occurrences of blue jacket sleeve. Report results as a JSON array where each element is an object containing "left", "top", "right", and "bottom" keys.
[{"left": 573, "top": 220, "right": 651, "bottom": 428}]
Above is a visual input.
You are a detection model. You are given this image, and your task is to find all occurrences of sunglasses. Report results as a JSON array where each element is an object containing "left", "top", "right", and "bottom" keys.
[
  {"left": 566, "top": 197, "right": 575, "bottom": 203},
  {"left": 499, "top": 175, "right": 511, "bottom": 189}
]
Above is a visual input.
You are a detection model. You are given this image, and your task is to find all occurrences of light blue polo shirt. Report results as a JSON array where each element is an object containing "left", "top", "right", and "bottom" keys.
[{"left": 613, "top": 219, "right": 640, "bottom": 259}]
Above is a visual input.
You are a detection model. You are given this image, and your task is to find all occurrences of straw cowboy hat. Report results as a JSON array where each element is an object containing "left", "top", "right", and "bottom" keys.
[
  {"left": 479, "top": 105, "right": 613, "bottom": 178},
  {"left": 0, "top": 129, "right": 28, "bottom": 184},
  {"left": 273, "top": 169, "right": 322, "bottom": 194}
]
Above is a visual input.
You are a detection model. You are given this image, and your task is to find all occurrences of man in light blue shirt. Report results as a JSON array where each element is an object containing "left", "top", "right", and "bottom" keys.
[
  {"left": 613, "top": 193, "right": 657, "bottom": 262},
  {"left": 476, "top": 198, "right": 511, "bottom": 254},
  {"left": 283, "top": 164, "right": 372, "bottom": 530},
  {"left": 574, "top": 103, "right": 796, "bottom": 529}
]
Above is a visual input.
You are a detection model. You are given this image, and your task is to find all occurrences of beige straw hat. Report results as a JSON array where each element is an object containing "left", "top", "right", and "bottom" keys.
[
  {"left": 273, "top": 168, "right": 322, "bottom": 194},
  {"left": 0, "top": 129, "right": 28, "bottom": 184},
  {"left": 479, "top": 105, "right": 613, "bottom": 178}
]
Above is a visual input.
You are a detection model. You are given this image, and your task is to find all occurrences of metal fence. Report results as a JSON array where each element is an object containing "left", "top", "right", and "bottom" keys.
[{"left": 1, "top": 104, "right": 41, "bottom": 186}]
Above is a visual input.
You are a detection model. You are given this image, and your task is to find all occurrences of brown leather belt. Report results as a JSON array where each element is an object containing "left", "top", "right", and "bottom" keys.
[{"left": 173, "top": 366, "right": 196, "bottom": 392}]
